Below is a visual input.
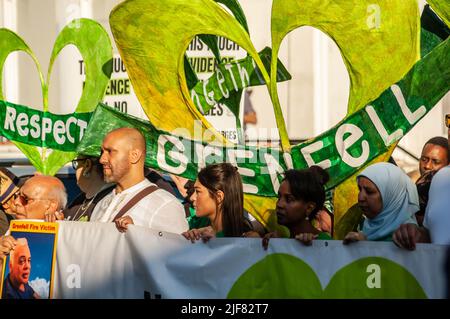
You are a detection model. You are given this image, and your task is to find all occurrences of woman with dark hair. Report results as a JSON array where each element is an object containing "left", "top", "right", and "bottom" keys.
[
  {"left": 262, "top": 166, "right": 332, "bottom": 249},
  {"left": 182, "top": 163, "right": 251, "bottom": 241},
  {"left": 63, "top": 156, "right": 113, "bottom": 222}
]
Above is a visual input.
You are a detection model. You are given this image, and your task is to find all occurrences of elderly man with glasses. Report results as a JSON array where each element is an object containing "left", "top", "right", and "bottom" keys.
[{"left": 14, "top": 175, "right": 67, "bottom": 221}]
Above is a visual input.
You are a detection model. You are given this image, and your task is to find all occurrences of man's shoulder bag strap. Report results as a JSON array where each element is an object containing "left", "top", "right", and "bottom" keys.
[{"left": 112, "top": 185, "right": 159, "bottom": 222}]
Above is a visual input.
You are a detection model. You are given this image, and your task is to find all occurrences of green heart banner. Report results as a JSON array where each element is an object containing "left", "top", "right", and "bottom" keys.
[
  {"left": 0, "top": 19, "right": 112, "bottom": 175},
  {"left": 1, "top": 29, "right": 446, "bottom": 233},
  {"left": 1, "top": 1, "right": 448, "bottom": 236},
  {"left": 76, "top": 36, "right": 449, "bottom": 199},
  {"left": 107, "top": 0, "right": 447, "bottom": 235}
]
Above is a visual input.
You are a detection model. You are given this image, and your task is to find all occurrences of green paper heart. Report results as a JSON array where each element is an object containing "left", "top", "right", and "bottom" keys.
[
  {"left": 270, "top": 0, "right": 420, "bottom": 151},
  {"left": 228, "top": 254, "right": 427, "bottom": 298},
  {"left": 110, "top": 0, "right": 270, "bottom": 144},
  {"left": 0, "top": 19, "right": 112, "bottom": 175},
  {"left": 109, "top": 0, "right": 425, "bottom": 235}
]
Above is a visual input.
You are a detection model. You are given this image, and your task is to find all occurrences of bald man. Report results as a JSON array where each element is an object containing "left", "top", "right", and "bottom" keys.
[
  {"left": 90, "top": 127, "right": 188, "bottom": 234},
  {"left": 14, "top": 175, "right": 67, "bottom": 220}
]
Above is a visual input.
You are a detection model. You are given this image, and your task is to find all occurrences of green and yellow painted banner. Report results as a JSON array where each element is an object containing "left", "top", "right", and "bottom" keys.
[
  {"left": 0, "top": 19, "right": 112, "bottom": 175},
  {"left": 1, "top": 0, "right": 449, "bottom": 237}
]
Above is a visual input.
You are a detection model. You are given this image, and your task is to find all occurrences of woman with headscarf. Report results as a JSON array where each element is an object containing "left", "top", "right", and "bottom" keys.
[
  {"left": 343, "top": 162, "right": 419, "bottom": 244},
  {"left": 422, "top": 166, "right": 450, "bottom": 245}
]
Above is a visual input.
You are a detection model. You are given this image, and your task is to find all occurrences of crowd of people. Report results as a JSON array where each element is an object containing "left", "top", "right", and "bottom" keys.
[{"left": 0, "top": 113, "right": 449, "bottom": 298}]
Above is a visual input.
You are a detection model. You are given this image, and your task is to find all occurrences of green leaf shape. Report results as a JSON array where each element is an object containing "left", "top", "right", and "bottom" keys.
[
  {"left": 270, "top": 0, "right": 420, "bottom": 151},
  {"left": 197, "top": 0, "right": 249, "bottom": 61},
  {"left": 227, "top": 253, "right": 323, "bottom": 298},
  {"left": 109, "top": 0, "right": 269, "bottom": 143},
  {"left": 0, "top": 29, "right": 46, "bottom": 170},
  {"left": 0, "top": 19, "right": 112, "bottom": 175},
  {"left": 323, "top": 257, "right": 427, "bottom": 298},
  {"left": 216, "top": 0, "right": 249, "bottom": 34},
  {"left": 45, "top": 18, "right": 113, "bottom": 175}
]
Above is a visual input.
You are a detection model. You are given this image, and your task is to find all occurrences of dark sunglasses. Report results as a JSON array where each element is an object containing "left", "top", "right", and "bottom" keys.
[
  {"left": 72, "top": 158, "right": 88, "bottom": 170},
  {"left": 446, "top": 114, "right": 450, "bottom": 128}
]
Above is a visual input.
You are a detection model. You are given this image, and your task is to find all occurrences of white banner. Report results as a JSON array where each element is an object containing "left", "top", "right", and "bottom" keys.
[{"left": 53, "top": 221, "right": 448, "bottom": 299}]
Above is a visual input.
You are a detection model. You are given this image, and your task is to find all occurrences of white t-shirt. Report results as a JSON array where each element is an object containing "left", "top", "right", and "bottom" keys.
[
  {"left": 90, "top": 179, "right": 188, "bottom": 234},
  {"left": 423, "top": 166, "right": 450, "bottom": 245}
]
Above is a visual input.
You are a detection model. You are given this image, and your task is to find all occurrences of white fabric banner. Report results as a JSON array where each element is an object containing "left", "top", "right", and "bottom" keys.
[{"left": 53, "top": 221, "right": 448, "bottom": 299}]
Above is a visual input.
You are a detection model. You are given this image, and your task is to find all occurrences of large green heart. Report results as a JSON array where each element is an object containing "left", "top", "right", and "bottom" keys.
[
  {"left": 109, "top": 0, "right": 421, "bottom": 235},
  {"left": 228, "top": 254, "right": 427, "bottom": 298},
  {"left": 0, "top": 19, "right": 112, "bottom": 175}
]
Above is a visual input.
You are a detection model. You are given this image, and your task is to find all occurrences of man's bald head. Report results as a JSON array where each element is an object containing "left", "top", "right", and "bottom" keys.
[
  {"left": 106, "top": 128, "right": 146, "bottom": 154},
  {"left": 14, "top": 175, "right": 67, "bottom": 219}
]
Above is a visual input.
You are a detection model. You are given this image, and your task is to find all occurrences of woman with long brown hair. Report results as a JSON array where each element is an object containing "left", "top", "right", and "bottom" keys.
[{"left": 182, "top": 162, "right": 251, "bottom": 241}]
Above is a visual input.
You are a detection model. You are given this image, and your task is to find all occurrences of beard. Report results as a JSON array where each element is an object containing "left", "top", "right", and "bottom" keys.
[{"left": 103, "top": 163, "right": 129, "bottom": 183}]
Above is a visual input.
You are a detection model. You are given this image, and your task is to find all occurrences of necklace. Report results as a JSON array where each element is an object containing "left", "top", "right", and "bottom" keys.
[{"left": 71, "top": 193, "right": 97, "bottom": 221}]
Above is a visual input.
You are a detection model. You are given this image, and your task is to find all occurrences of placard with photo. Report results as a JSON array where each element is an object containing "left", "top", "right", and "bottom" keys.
[{"left": 0, "top": 220, "right": 58, "bottom": 299}]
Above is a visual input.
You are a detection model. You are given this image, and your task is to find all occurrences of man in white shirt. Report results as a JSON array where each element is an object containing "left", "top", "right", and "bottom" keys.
[{"left": 90, "top": 127, "right": 188, "bottom": 234}]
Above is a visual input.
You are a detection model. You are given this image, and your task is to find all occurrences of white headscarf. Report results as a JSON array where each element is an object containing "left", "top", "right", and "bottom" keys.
[
  {"left": 358, "top": 162, "right": 419, "bottom": 240},
  {"left": 424, "top": 166, "right": 450, "bottom": 245}
]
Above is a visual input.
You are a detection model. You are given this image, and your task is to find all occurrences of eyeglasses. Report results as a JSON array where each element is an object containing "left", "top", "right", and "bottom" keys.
[
  {"left": 72, "top": 158, "right": 88, "bottom": 170},
  {"left": 446, "top": 114, "right": 450, "bottom": 128},
  {"left": 16, "top": 193, "right": 49, "bottom": 206}
]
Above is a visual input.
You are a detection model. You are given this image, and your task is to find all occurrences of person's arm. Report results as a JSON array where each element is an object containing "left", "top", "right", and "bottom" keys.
[
  {"left": 169, "top": 174, "right": 189, "bottom": 198},
  {"left": 44, "top": 211, "right": 65, "bottom": 223},
  {"left": 182, "top": 226, "right": 216, "bottom": 243},
  {"left": 0, "top": 235, "right": 17, "bottom": 258},
  {"left": 242, "top": 231, "right": 262, "bottom": 238},
  {"left": 262, "top": 232, "right": 280, "bottom": 250},
  {"left": 115, "top": 215, "right": 134, "bottom": 233},
  {"left": 0, "top": 212, "right": 10, "bottom": 236},
  {"left": 393, "top": 223, "right": 430, "bottom": 250},
  {"left": 295, "top": 233, "right": 319, "bottom": 246},
  {"left": 343, "top": 231, "right": 367, "bottom": 245}
]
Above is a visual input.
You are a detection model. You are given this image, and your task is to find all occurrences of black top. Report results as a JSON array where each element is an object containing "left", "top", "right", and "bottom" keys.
[{"left": 63, "top": 186, "right": 114, "bottom": 222}]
